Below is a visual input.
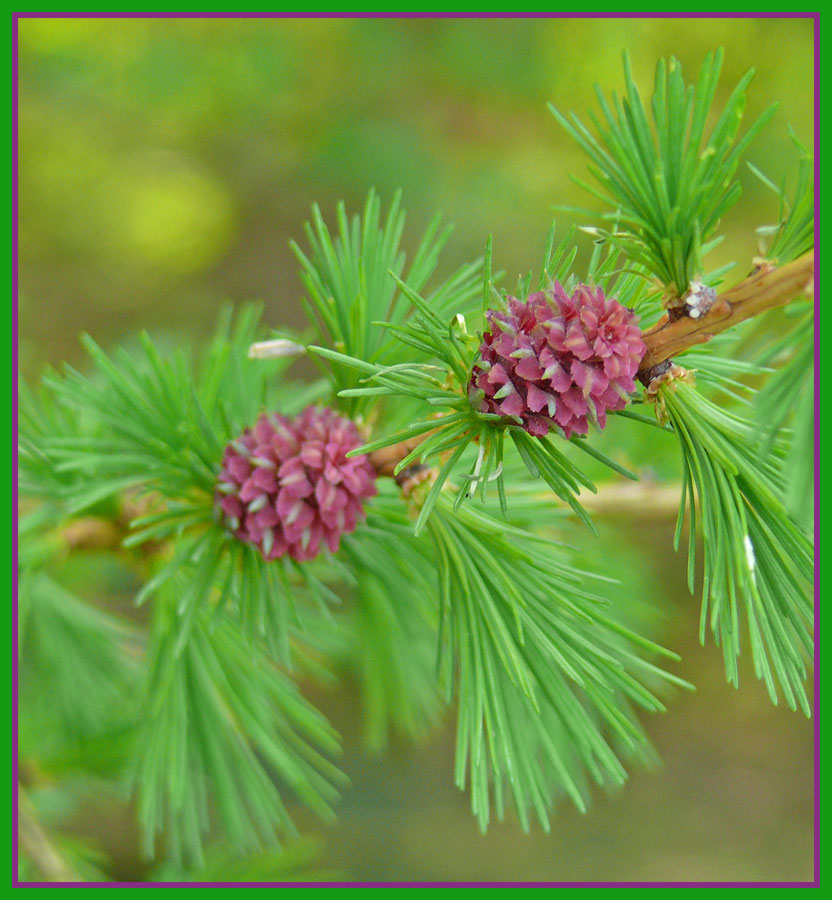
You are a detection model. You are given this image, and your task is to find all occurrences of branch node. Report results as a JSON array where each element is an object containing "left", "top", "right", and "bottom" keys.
[
  {"left": 642, "top": 363, "right": 696, "bottom": 426},
  {"left": 666, "top": 280, "right": 717, "bottom": 322},
  {"left": 637, "top": 358, "right": 673, "bottom": 389},
  {"left": 396, "top": 463, "right": 436, "bottom": 498}
]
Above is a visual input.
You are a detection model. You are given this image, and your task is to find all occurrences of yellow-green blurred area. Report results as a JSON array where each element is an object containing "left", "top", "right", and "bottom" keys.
[
  {"left": 18, "top": 16, "right": 813, "bottom": 375},
  {"left": 17, "top": 16, "right": 814, "bottom": 883}
]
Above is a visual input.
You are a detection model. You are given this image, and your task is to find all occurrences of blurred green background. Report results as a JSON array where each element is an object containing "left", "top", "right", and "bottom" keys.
[{"left": 17, "top": 16, "right": 814, "bottom": 883}]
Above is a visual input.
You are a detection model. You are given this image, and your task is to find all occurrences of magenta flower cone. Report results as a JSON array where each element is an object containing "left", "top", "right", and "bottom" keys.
[
  {"left": 470, "top": 283, "right": 646, "bottom": 438},
  {"left": 216, "top": 406, "right": 378, "bottom": 562}
]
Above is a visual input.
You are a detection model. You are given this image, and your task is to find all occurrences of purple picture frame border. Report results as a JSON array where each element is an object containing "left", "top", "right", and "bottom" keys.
[{"left": 11, "top": 10, "right": 821, "bottom": 889}]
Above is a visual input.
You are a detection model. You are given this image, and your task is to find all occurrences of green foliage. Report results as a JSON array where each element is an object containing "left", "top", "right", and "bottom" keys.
[
  {"left": 19, "top": 292, "right": 688, "bottom": 867},
  {"left": 18, "top": 373, "right": 95, "bottom": 505},
  {"left": 750, "top": 130, "right": 814, "bottom": 264},
  {"left": 749, "top": 311, "right": 814, "bottom": 532},
  {"left": 17, "top": 45, "right": 814, "bottom": 881},
  {"left": 745, "top": 135, "right": 815, "bottom": 531},
  {"left": 292, "top": 188, "right": 482, "bottom": 413},
  {"left": 132, "top": 592, "right": 347, "bottom": 866},
  {"left": 36, "top": 304, "right": 302, "bottom": 514},
  {"left": 660, "top": 380, "right": 812, "bottom": 713},
  {"left": 340, "top": 493, "right": 445, "bottom": 750},
  {"left": 345, "top": 569, "right": 442, "bottom": 752},
  {"left": 19, "top": 573, "right": 137, "bottom": 744},
  {"left": 551, "top": 49, "right": 777, "bottom": 295},
  {"left": 428, "top": 493, "right": 689, "bottom": 830},
  {"left": 19, "top": 304, "right": 354, "bottom": 864}
]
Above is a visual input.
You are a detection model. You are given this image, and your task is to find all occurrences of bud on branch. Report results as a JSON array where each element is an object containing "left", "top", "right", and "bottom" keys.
[{"left": 638, "top": 251, "right": 814, "bottom": 372}]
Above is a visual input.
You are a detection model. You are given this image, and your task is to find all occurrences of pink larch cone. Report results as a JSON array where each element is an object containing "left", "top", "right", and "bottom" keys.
[
  {"left": 216, "top": 406, "right": 378, "bottom": 562},
  {"left": 469, "top": 283, "right": 646, "bottom": 438}
]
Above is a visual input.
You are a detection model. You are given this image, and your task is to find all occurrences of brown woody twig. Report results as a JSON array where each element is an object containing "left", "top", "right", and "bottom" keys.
[{"left": 638, "top": 251, "right": 814, "bottom": 374}]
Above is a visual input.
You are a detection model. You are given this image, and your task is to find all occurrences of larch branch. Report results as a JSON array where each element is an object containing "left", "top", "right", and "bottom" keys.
[
  {"left": 370, "top": 252, "right": 813, "bottom": 478},
  {"left": 638, "top": 251, "right": 814, "bottom": 373}
]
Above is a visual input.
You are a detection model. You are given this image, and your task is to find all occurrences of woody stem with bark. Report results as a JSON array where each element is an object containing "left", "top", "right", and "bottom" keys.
[{"left": 637, "top": 251, "right": 814, "bottom": 374}]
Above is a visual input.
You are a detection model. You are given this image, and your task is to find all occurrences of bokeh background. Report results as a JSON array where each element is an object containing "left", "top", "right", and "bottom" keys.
[{"left": 17, "top": 16, "right": 815, "bottom": 883}]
